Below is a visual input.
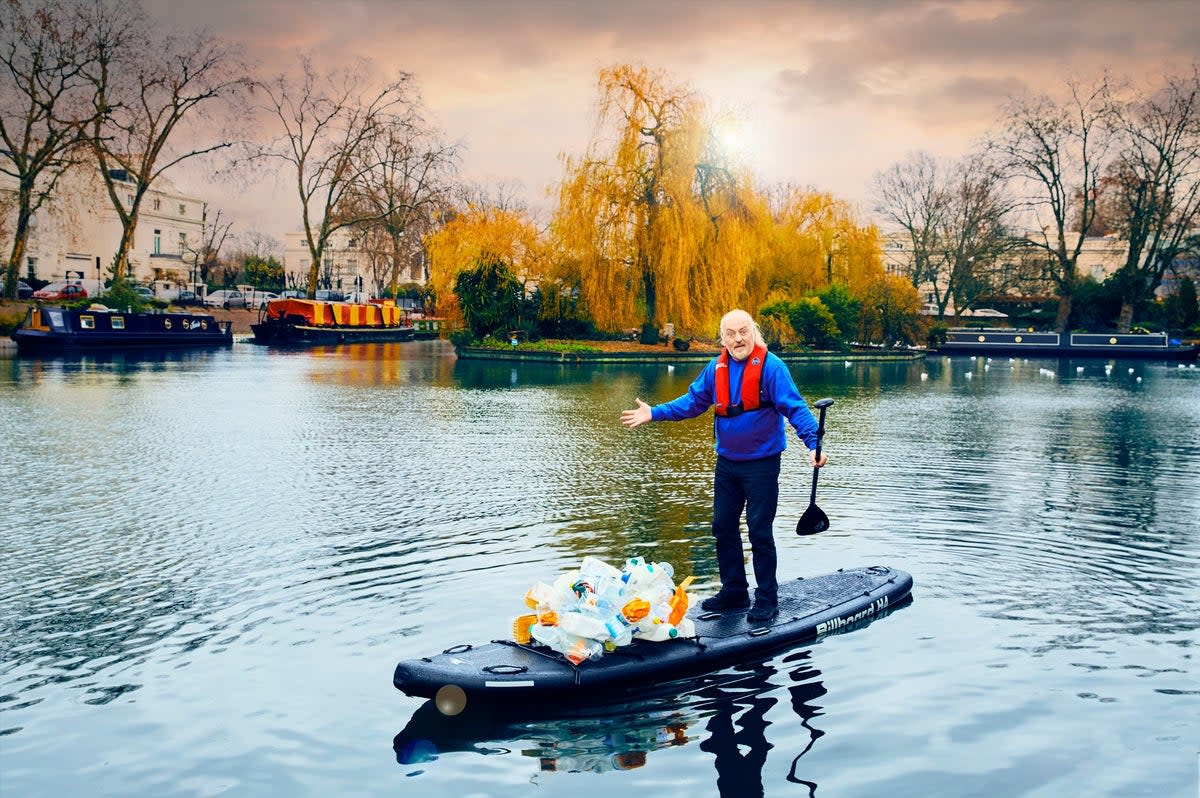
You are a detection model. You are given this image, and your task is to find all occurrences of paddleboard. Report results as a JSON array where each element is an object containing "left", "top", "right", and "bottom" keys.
[{"left": 393, "top": 565, "right": 913, "bottom": 700}]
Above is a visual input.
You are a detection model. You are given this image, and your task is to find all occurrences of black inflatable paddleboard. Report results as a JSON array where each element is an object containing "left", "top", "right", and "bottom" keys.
[{"left": 393, "top": 565, "right": 913, "bottom": 700}]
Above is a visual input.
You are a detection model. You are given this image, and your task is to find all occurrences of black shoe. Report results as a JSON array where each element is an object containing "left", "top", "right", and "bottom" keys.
[
  {"left": 700, "top": 591, "right": 750, "bottom": 612},
  {"left": 747, "top": 601, "right": 778, "bottom": 623}
]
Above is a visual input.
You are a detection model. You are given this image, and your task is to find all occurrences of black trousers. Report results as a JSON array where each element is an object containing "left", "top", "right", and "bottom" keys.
[{"left": 712, "top": 453, "right": 781, "bottom": 603}]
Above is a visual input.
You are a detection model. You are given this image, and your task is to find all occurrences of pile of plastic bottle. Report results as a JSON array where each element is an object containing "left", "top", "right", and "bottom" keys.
[{"left": 513, "top": 556, "right": 696, "bottom": 665}]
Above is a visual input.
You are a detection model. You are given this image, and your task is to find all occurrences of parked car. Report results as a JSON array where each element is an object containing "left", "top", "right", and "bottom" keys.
[
  {"left": 204, "top": 289, "right": 247, "bottom": 309},
  {"left": 133, "top": 285, "right": 155, "bottom": 301},
  {"left": 961, "top": 308, "right": 1008, "bottom": 318},
  {"left": 244, "top": 290, "right": 280, "bottom": 309},
  {"left": 175, "top": 290, "right": 203, "bottom": 307},
  {"left": 17, "top": 280, "right": 34, "bottom": 299},
  {"left": 33, "top": 282, "right": 88, "bottom": 301},
  {"left": 314, "top": 289, "right": 345, "bottom": 302},
  {"left": 281, "top": 289, "right": 306, "bottom": 299}
]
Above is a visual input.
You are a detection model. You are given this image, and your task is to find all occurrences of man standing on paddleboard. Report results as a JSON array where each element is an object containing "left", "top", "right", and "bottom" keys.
[{"left": 620, "top": 308, "right": 828, "bottom": 623}]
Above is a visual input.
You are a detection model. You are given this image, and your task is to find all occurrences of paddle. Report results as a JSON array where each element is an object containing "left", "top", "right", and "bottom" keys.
[{"left": 796, "top": 398, "right": 834, "bottom": 536}]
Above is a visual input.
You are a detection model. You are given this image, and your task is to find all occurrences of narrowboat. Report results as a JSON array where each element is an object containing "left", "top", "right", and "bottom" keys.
[
  {"left": 11, "top": 304, "right": 233, "bottom": 355},
  {"left": 250, "top": 298, "right": 415, "bottom": 345},
  {"left": 934, "top": 328, "right": 1199, "bottom": 360},
  {"left": 410, "top": 316, "right": 448, "bottom": 339}
]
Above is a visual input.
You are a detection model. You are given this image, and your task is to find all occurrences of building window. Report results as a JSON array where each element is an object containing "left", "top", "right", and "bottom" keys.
[
  {"left": 26, "top": 257, "right": 37, "bottom": 280},
  {"left": 127, "top": 193, "right": 135, "bottom": 207},
  {"left": 179, "top": 203, "right": 186, "bottom": 215},
  {"left": 154, "top": 229, "right": 162, "bottom": 255},
  {"left": 153, "top": 197, "right": 161, "bottom": 211},
  {"left": 178, "top": 232, "right": 187, "bottom": 254}
]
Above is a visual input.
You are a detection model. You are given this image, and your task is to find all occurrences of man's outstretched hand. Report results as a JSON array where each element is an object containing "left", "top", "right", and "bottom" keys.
[{"left": 621, "top": 398, "right": 652, "bottom": 428}]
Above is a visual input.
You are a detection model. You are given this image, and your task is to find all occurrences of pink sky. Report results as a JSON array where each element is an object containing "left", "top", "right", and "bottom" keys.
[{"left": 149, "top": 0, "right": 1200, "bottom": 245}]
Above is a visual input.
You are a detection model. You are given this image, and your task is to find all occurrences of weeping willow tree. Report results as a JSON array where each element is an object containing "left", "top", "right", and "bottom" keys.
[
  {"left": 747, "top": 186, "right": 885, "bottom": 310},
  {"left": 553, "top": 65, "right": 762, "bottom": 340},
  {"left": 425, "top": 200, "right": 545, "bottom": 325}
]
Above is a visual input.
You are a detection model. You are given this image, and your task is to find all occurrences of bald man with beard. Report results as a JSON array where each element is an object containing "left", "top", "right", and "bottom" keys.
[{"left": 621, "top": 309, "right": 828, "bottom": 623}]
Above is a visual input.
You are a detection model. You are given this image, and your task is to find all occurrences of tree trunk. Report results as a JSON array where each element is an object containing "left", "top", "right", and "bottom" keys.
[
  {"left": 305, "top": 262, "right": 320, "bottom": 297},
  {"left": 390, "top": 233, "right": 404, "bottom": 298},
  {"left": 1053, "top": 294, "right": 1072, "bottom": 333},
  {"left": 111, "top": 218, "right": 140, "bottom": 286},
  {"left": 640, "top": 262, "right": 658, "bottom": 344},
  {"left": 4, "top": 219, "right": 30, "bottom": 301},
  {"left": 1116, "top": 302, "right": 1135, "bottom": 333}
]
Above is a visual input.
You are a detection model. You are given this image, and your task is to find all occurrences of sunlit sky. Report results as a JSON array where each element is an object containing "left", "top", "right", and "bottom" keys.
[{"left": 149, "top": 0, "right": 1200, "bottom": 244}]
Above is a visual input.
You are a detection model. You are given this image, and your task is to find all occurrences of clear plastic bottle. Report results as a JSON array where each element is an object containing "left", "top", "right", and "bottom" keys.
[{"left": 558, "top": 611, "right": 611, "bottom": 640}]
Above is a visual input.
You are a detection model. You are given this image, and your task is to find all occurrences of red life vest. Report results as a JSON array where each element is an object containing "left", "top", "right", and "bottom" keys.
[{"left": 714, "top": 343, "right": 771, "bottom": 416}]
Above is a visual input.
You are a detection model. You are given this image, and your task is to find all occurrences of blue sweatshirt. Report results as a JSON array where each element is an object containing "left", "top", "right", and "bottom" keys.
[{"left": 651, "top": 351, "right": 821, "bottom": 460}]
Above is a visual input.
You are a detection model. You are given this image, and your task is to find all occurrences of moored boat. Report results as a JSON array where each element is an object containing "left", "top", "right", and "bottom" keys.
[
  {"left": 934, "top": 328, "right": 1199, "bottom": 360},
  {"left": 11, "top": 304, "right": 232, "bottom": 355},
  {"left": 250, "top": 298, "right": 415, "bottom": 345},
  {"left": 410, "top": 316, "right": 448, "bottom": 340}
]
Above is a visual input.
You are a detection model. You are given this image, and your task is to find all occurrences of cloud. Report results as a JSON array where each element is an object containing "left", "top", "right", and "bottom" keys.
[{"left": 136, "top": 0, "right": 1199, "bottom": 241}]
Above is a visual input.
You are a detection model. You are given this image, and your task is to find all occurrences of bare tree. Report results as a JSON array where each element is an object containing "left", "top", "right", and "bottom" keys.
[
  {"left": 992, "top": 77, "right": 1115, "bottom": 332},
  {"left": 873, "top": 151, "right": 949, "bottom": 305},
  {"left": 0, "top": 0, "right": 93, "bottom": 299},
  {"left": 81, "top": 0, "right": 252, "bottom": 283},
  {"left": 258, "top": 55, "right": 418, "bottom": 297},
  {"left": 1105, "top": 66, "right": 1200, "bottom": 331},
  {"left": 232, "top": 229, "right": 280, "bottom": 262},
  {"left": 873, "top": 151, "right": 1017, "bottom": 318},
  {"left": 344, "top": 119, "right": 459, "bottom": 296},
  {"left": 181, "top": 203, "right": 232, "bottom": 287},
  {"left": 932, "top": 155, "right": 1022, "bottom": 314}
]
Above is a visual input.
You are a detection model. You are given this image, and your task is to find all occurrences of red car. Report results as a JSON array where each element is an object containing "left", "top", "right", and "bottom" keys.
[{"left": 32, "top": 282, "right": 88, "bottom": 301}]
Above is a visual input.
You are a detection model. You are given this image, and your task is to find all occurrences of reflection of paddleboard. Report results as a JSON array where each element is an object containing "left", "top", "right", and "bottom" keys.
[
  {"left": 393, "top": 565, "right": 913, "bottom": 700},
  {"left": 393, "top": 694, "right": 694, "bottom": 770}
]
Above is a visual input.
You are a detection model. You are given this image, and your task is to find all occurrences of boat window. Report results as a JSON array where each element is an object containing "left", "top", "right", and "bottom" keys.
[
  {"left": 80, "top": 315, "right": 95, "bottom": 330},
  {"left": 111, "top": 317, "right": 125, "bottom": 330}
]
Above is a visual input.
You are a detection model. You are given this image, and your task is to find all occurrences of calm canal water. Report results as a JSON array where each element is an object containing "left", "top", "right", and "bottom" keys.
[{"left": 1, "top": 341, "right": 1197, "bottom": 797}]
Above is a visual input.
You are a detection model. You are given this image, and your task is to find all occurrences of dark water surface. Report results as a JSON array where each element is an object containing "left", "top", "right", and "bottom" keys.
[{"left": 2, "top": 342, "right": 1197, "bottom": 797}]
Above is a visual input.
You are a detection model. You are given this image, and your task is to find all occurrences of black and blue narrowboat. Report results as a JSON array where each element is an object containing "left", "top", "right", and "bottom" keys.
[
  {"left": 934, "top": 328, "right": 1199, "bottom": 361},
  {"left": 11, "top": 304, "right": 233, "bottom": 355}
]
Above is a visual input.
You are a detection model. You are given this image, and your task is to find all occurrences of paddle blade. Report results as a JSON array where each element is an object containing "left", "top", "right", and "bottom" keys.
[{"left": 795, "top": 503, "right": 829, "bottom": 535}]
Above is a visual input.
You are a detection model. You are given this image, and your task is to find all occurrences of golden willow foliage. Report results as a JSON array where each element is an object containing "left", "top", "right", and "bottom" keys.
[
  {"left": 425, "top": 203, "right": 545, "bottom": 320},
  {"left": 746, "top": 187, "right": 885, "bottom": 310},
  {"left": 552, "top": 65, "right": 760, "bottom": 335},
  {"left": 551, "top": 64, "right": 884, "bottom": 337}
]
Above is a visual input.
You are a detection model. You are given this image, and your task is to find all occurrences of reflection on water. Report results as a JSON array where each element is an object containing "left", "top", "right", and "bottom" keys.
[
  {"left": 394, "top": 652, "right": 830, "bottom": 797},
  {"left": 0, "top": 344, "right": 1197, "bottom": 797}
]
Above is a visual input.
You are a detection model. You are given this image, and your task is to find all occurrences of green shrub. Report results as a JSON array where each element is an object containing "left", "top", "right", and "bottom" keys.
[
  {"left": 926, "top": 323, "right": 948, "bottom": 349},
  {"left": 787, "top": 297, "right": 840, "bottom": 348},
  {"left": 448, "top": 329, "right": 477, "bottom": 350},
  {"left": 814, "top": 284, "right": 860, "bottom": 343},
  {"left": 0, "top": 310, "right": 23, "bottom": 336}
]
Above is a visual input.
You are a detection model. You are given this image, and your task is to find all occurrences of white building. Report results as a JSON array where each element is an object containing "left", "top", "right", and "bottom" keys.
[
  {"left": 882, "top": 229, "right": 1133, "bottom": 313},
  {"left": 282, "top": 227, "right": 427, "bottom": 299},
  {"left": 1, "top": 161, "right": 205, "bottom": 296}
]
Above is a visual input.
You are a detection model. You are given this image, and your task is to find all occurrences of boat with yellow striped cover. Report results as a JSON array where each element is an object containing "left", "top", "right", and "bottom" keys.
[{"left": 250, "top": 298, "right": 415, "bottom": 345}]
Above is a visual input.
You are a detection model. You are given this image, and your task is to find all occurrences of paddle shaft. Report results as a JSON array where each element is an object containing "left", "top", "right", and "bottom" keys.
[{"left": 808, "top": 403, "right": 830, "bottom": 505}]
